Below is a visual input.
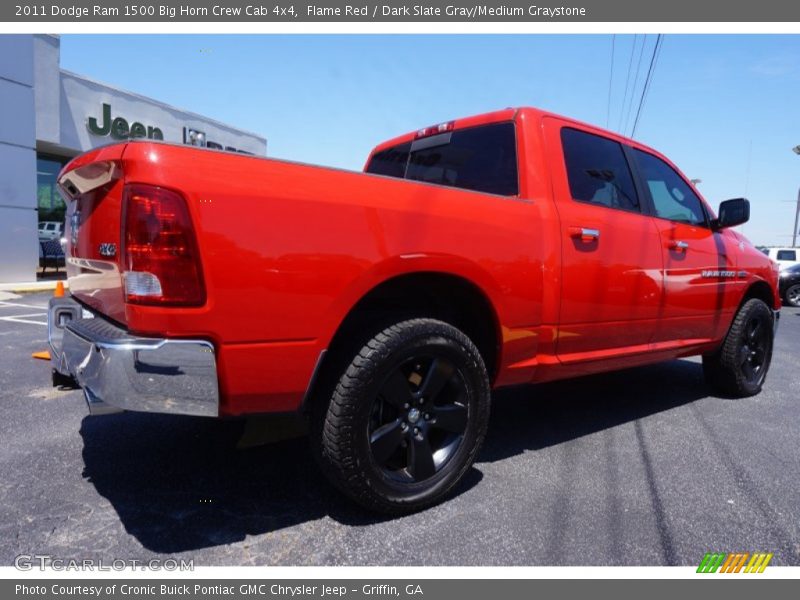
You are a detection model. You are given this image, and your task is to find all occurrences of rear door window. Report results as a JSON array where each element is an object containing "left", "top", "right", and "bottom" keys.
[
  {"left": 560, "top": 128, "right": 640, "bottom": 212},
  {"left": 366, "top": 122, "right": 518, "bottom": 196},
  {"left": 777, "top": 250, "right": 797, "bottom": 261}
]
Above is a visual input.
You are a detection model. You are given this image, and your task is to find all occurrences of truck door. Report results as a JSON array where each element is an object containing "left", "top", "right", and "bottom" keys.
[
  {"left": 630, "top": 148, "right": 739, "bottom": 342},
  {"left": 543, "top": 119, "right": 664, "bottom": 361}
]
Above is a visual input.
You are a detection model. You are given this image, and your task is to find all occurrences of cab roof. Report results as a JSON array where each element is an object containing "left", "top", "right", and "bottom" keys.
[{"left": 368, "top": 106, "right": 665, "bottom": 163}]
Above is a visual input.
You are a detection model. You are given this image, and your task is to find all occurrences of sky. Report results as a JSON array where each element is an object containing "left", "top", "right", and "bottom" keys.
[{"left": 60, "top": 34, "right": 800, "bottom": 246}]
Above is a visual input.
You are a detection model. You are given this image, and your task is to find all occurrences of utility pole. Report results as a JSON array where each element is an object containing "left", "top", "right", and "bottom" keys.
[
  {"left": 793, "top": 186, "right": 800, "bottom": 248},
  {"left": 794, "top": 146, "right": 800, "bottom": 247}
]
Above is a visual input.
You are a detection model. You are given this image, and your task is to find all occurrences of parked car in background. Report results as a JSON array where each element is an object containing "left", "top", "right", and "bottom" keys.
[
  {"left": 38, "top": 221, "right": 63, "bottom": 241},
  {"left": 764, "top": 247, "right": 800, "bottom": 270},
  {"left": 779, "top": 263, "right": 800, "bottom": 307}
]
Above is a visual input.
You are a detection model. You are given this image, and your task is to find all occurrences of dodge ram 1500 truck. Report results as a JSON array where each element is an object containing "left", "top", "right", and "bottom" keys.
[{"left": 48, "top": 107, "right": 780, "bottom": 513}]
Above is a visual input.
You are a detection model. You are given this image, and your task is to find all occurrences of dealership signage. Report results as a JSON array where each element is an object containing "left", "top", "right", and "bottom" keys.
[
  {"left": 86, "top": 103, "right": 163, "bottom": 140},
  {"left": 86, "top": 103, "right": 251, "bottom": 153}
]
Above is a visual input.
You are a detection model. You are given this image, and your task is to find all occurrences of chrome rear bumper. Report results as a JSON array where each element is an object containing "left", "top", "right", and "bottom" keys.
[{"left": 48, "top": 296, "right": 219, "bottom": 417}]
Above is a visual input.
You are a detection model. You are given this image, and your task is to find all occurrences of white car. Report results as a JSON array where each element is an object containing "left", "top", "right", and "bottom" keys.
[
  {"left": 38, "top": 221, "right": 63, "bottom": 241},
  {"left": 763, "top": 247, "right": 800, "bottom": 270}
]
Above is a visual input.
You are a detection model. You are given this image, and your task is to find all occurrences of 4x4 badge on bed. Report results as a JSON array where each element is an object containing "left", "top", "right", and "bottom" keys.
[{"left": 98, "top": 243, "right": 116, "bottom": 257}]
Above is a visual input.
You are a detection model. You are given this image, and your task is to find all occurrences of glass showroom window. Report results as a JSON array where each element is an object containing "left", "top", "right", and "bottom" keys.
[{"left": 37, "top": 156, "right": 69, "bottom": 223}]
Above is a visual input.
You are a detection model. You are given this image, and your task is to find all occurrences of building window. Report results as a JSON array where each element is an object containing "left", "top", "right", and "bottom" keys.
[{"left": 37, "top": 155, "right": 69, "bottom": 223}]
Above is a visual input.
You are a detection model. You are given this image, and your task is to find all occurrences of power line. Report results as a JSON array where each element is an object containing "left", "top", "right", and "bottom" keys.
[
  {"left": 631, "top": 34, "right": 663, "bottom": 137},
  {"left": 606, "top": 34, "right": 616, "bottom": 129},
  {"left": 623, "top": 34, "right": 648, "bottom": 135},
  {"left": 617, "top": 34, "right": 638, "bottom": 132},
  {"left": 631, "top": 34, "right": 664, "bottom": 138}
]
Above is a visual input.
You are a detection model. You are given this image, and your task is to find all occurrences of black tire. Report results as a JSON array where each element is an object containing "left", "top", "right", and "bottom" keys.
[
  {"left": 313, "top": 318, "right": 491, "bottom": 514},
  {"left": 784, "top": 283, "right": 800, "bottom": 308},
  {"left": 702, "top": 298, "right": 774, "bottom": 397}
]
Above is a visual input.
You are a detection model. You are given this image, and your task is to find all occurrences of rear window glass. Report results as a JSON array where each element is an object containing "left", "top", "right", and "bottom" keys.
[
  {"left": 560, "top": 128, "right": 640, "bottom": 212},
  {"left": 366, "top": 143, "right": 411, "bottom": 178},
  {"left": 777, "top": 250, "right": 797, "bottom": 261},
  {"left": 366, "top": 122, "right": 518, "bottom": 196}
]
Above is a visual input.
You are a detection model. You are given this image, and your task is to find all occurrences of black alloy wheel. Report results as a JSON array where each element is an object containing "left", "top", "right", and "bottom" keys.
[
  {"left": 368, "top": 356, "right": 469, "bottom": 483},
  {"left": 703, "top": 298, "right": 774, "bottom": 397},
  {"left": 738, "top": 313, "right": 770, "bottom": 386},
  {"left": 314, "top": 318, "right": 491, "bottom": 514}
]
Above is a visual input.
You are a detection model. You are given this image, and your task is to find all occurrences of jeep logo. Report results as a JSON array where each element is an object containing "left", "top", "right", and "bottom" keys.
[
  {"left": 87, "top": 103, "right": 164, "bottom": 141},
  {"left": 86, "top": 103, "right": 253, "bottom": 155}
]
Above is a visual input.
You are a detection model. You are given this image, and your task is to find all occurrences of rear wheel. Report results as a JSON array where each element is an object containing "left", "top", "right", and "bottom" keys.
[
  {"left": 703, "top": 298, "right": 774, "bottom": 397},
  {"left": 784, "top": 283, "right": 800, "bottom": 307},
  {"left": 314, "top": 318, "right": 491, "bottom": 514}
]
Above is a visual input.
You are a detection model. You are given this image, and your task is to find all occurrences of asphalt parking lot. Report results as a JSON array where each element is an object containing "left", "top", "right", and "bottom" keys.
[{"left": 1, "top": 291, "right": 799, "bottom": 567}]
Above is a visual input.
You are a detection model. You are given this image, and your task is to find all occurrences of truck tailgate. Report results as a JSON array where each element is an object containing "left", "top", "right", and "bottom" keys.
[{"left": 59, "top": 144, "right": 128, "bottom": 325}]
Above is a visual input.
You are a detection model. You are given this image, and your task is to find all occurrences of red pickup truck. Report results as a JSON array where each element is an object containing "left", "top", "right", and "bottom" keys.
[{"left": 48, "top": 107, "right": 779, "bottom": 513}]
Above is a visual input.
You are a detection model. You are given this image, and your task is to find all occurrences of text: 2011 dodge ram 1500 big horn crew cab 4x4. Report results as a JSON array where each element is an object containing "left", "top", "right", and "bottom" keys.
[{"left": 48, "top": 107, "right": 780, "bottom": 513}]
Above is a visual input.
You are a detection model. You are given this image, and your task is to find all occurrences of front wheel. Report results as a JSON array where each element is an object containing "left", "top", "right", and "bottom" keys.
[
  {"left": 314, "top": 318, "right": 491, "bottom": 514},
  {"left": 703, "top": 298, "right": 775, "bottom": 397}
]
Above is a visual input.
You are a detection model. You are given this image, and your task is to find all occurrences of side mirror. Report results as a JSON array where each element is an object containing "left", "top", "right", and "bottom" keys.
[{"left": 715, "top": 198, "right": 750, "bottom": 229}]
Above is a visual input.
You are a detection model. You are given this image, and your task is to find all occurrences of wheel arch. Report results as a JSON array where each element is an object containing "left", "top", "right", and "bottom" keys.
[
  {"left": 741, "top": 278, "right": 777, "bottom": 311},
  {"left": 303, "top": 270, "right": 503, "bottom": 413}
]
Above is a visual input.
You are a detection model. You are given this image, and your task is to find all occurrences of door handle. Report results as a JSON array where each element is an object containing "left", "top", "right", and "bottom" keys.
[
  {"left": 670, "top": 240, "right": 690, "bottom": 252},
  {"left": 568, "top": 227, "right": 600, "bottom": 242}
]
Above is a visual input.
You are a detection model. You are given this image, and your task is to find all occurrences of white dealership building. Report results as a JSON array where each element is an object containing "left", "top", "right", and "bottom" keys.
[{"left": 0, "top": 35, "right": 267, "bottom": 284}]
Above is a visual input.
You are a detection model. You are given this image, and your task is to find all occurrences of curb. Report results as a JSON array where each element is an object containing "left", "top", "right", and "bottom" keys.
[{"left": 0, "top": 280, "right": 69, "bottom": 293}]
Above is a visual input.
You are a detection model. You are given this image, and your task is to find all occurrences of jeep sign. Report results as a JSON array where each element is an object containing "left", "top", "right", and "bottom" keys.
[{"left": 86, "top": 103, "right": 164, "bottom": 140}]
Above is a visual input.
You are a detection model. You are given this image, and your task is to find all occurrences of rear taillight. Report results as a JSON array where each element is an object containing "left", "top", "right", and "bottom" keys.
[{"left": 122, "top": 184, "right": 205, "bottom": 306}]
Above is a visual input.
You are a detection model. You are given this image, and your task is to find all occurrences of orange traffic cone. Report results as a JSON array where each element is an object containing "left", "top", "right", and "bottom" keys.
[{"left": 33, "top": 281, "right": 64, "bottom": 360}]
